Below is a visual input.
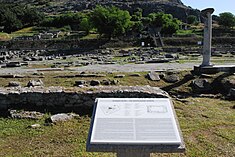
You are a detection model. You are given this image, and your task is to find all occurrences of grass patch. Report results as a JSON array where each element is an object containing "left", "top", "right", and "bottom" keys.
[
  {"left": 80, "top": 33, "right": 99, "bottom": 40},
  {"left": 0, "top": 98, "right": 234, "bottom": 156},
  {"left": 0, "top": 32, "right": 11, "bottom": 41},
  {"left": 0, "top": 71, "right": 173, "bottom": 88},
  {"left": 176, "top": 29, "right": 194, "bottom": 35},
  {"left": 9, "top": 27, "right": 39, "bottom": 38},
  {"left": 0, "top": 116, "right": 114, "bottom": 157}
]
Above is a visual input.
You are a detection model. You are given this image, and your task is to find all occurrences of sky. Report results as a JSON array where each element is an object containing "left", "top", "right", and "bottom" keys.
[{"left": 181, "top": 0, "right": 235, "bottom": 15}]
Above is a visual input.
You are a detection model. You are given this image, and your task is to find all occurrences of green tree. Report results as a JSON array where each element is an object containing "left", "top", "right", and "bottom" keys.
[
  {"left": 90, "top": 5, "right": 132, "bottom": 38},
  {"left": 0, "top": 7, "right": 22, "bottom": 33},
  {"left": 21, "top": 6, "right": 45, "bottom": 26},
  {"left": 131, "top": 8, "right": 142, "bottom": 21},
  {"left": 41, "top": 12, "right": 83, "bottom": 30},
  {"left": 218, "top": 12, "right": 235, "bottom": 28},
  {"left": 147, "top": 12, "right": 180, "bottom": 35},
  {"left": 0, "top": 4, "right": 44, "bottom": 33},
  {"left": 161, "top": 19, "right": 180, "bottom": 35},
  {"left": 79, "top": 17, "right": 92, "bottom": 35},
  {"left": 187, "top": 15, "right": 198, "bottom": 25},
  {"left": 130, "top": 8, "right": 143, "bottom": 33}
]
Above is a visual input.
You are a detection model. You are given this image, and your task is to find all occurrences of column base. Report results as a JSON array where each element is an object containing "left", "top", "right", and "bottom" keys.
[{"left": 199, "top": 63, "right": 213, "bottom": 67}]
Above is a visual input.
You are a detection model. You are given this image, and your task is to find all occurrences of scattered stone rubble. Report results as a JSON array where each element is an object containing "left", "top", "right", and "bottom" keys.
[
  {"left": 8, "top": 81, "right": 21, "bottom": 87},
  {"left": 27, "top": 79, "right": 44, "bottom": 87},
  {"left": 9, "top": 110, "right": 45, "bottom": 120}
]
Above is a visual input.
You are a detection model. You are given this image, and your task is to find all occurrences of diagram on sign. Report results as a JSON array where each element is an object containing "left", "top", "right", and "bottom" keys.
[
  {"left": 147, "top": 105, "right": 167, "bottom": 113},
  {"left": 100, "top": 104, "right": 120, "bottom": 115}
]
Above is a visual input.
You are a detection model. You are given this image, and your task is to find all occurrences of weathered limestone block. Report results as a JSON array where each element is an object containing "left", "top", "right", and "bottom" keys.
[
  {"left": 146, "top": 72, "right": 161, "bottom": 81},
  {"left": 49, "top": 113, "right": 73, "bottom": 123},
  {"left": 191, "top": 79, "right": 212, "bottom": 93},
  {"left": 163, "top": 74, "right": 180, "bottom": 83}
]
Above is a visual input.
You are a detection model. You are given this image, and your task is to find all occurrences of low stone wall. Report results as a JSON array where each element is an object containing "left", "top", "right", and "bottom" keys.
[{"left": 0, "top": 86, "right": 169, "bottom": 112}]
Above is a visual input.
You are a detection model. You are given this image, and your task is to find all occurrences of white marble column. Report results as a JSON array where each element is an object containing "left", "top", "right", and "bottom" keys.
[{"left": 201, "top": 8, "right": 214, "bottom": 67}]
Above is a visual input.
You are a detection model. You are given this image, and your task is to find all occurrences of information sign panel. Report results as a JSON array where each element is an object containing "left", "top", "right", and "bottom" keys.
[{"left": 90, "top": 98, "right": 182, "bottom": 145}]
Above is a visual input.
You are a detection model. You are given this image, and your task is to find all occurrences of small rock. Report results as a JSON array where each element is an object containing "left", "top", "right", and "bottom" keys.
[
  {"left": 75, "top": 80, "right": 86, "bottom": 86},
  {"left": 33, "top": 72, "right": 44, "bottom": 76},
  {"left": 166, "top": 70, "right": 178, "bottom": 75},
  {"left": 111, "top": 80, "right": 119, "bottom": 85},
  {"left": 114, "top": 74, "right": 125, "bottom": 78},
  {"left": 27, "top": 79, "right": 44, "bottom": 87},
  {"left": 10, "top": 110, "right": 44, "bottom": 120},
  {"left": 102, "top": 79, "right": 111, "bottom": 85},
  {"left": 23, "top": 57, "right": 31, "bottom": 61},
  {"left": 14, "top": 75, "right": 25, "bottom": 78},
  {"left": 29, "top": 124, "right": 41, "bottom": 129},
  {"left": 200, "top": 74, "right": 213, "bottom": 78},
  {"left": 175, "top": 98, "right": 189, "bottom": 103},
  {"left": 165, "top": 53, "right": 174, "bottom": 58},
  {"left": 68, "top": 113, "right": 80, "bottom": 119},
  {"left": 49, "top": 113, "right": 73, "bottom": 123},
  {"left": 146, "top": 72, "right": 160, "bottom": 81},
  {"left": 8, "top": 81, "right": 20, "bottom": 87},
  {"left": 6, "top": 62, "right": 21, "bottom": 67},
  {"left": 221, "top": 76, "right": 235, "bottom": 93},
  {"left": 159, "top": 73, "right": 165, "bottom": 79},
  {"left": 228, "top": 88, "right": 235, "bottom": 100},
  {"left": 164, "top": 74, "right": 180, "bottom": 83},
  {"left": 191, "top": 79, "right": 212, "bottom": 93},
  {"left": 90, "top": 80, "right": 100, "bottom": 86},
  {"left": 129, "top": 73, "right": 141, "bottom": 77},
  {"left": 201, "top": 114, "right": 209, "bottom": 118}
]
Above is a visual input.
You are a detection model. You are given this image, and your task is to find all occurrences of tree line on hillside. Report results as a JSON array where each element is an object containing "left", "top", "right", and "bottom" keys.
[
  {"left": 0, "top": 4, "right": 44, "bottom": 33},
  {"left": 41, "top": 6, "right": 181, "bottom": 38},
  {"left": 188, "top": 13, "right": 235, "bottom": 28},
  {"left": 0, "top": 3, "right": 235, "bottom": 37}
]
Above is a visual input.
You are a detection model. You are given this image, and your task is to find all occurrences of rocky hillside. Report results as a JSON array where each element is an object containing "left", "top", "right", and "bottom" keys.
[{"left": 0, "top": 0, "right": 200, "bottom": 22}]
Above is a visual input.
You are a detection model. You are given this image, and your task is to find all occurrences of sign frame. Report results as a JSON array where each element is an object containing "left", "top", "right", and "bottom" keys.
[{"left": 87, "top": 98, "right": 185, "bottom": 154}]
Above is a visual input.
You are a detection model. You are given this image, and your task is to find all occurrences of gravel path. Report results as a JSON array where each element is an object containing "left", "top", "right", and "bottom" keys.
[
  {"left": 0, "top": 62, "right": 234, "bottom": 74},
  {"left": 69, "top": 63, "right": 197, "bottom": 72}
]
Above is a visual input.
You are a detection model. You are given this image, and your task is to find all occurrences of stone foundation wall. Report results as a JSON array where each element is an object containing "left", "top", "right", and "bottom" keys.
[{"left": 0, "top": 86, "right": 168, "bottom": 112}]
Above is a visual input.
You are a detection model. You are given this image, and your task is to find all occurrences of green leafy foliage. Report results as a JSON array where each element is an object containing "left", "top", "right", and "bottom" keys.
[
  {"left": 218, "top": 12, "right": 235, "bottom": 28},
  {"left": 187, "top": 15, "right": 198, "bottom": 25},
  {"left": 41, "top": 12, "right": 83, "bottom": 29},
  {"left": 90, "top": 5, "right": 132, "bottom": 38},
  {"left": 0, "top": 4, "right": 44, "bottom": 33},
  {"left": 130, "top": 8, "right": 144, "bottom": 33},
  {"left": 147, "top": 12, "right": 180, "bottom": 35},
  {"left": 79, "top": 17, "right": 93, "bottom": 35}
]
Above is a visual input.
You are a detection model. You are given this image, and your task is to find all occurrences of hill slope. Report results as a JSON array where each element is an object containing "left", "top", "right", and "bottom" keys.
[{"left": 0, "top": 0, "right": 200, "bottom": 21}]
